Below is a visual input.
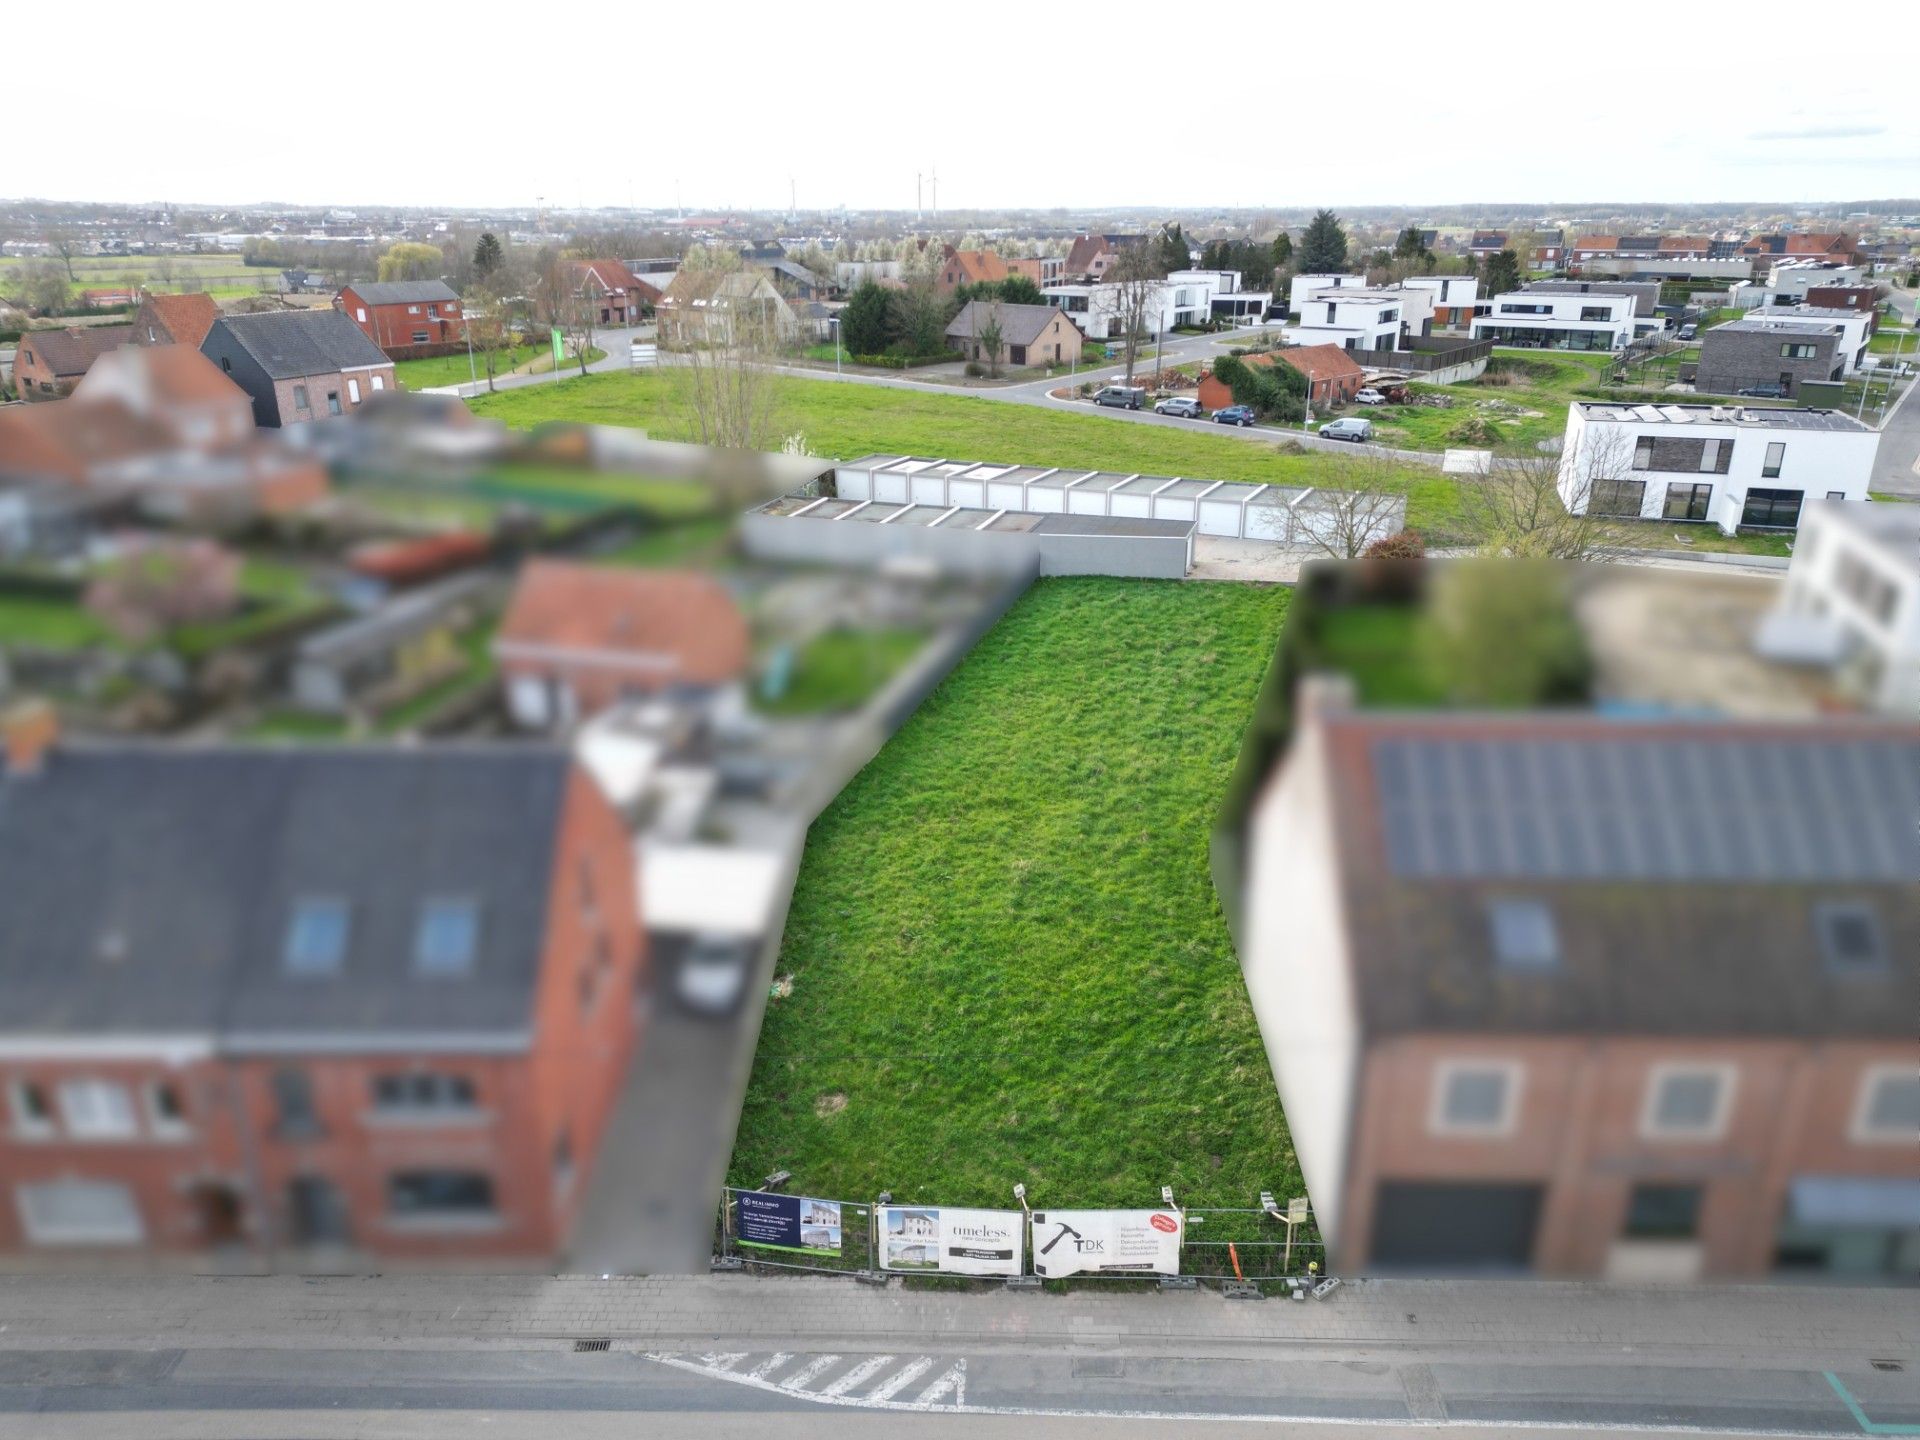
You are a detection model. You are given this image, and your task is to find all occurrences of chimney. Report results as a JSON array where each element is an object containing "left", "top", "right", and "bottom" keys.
[{"left": 3, "top": 699, "right": 59, "bottom": 776}]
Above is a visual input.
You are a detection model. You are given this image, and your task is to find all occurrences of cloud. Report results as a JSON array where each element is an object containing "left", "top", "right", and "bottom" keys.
[{"left": 1747, "top": 124, "right": 1887, "bottom": 142}]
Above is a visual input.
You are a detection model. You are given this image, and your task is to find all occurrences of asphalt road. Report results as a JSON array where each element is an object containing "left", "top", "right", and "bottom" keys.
[
  {"left": 1869, "top": 283, "right": 1920, "bottom": 497},
  {"left": 5, "top": 1341, "right": 1915, "bottom": 1438}
]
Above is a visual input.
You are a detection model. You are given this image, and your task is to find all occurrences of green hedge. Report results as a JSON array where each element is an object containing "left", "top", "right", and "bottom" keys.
[{"left": 848, "top": 352, "right": 952, "bottom": 369}]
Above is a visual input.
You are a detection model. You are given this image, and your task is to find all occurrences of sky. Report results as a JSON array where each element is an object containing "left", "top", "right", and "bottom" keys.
[{"left": 12, "top": 1, "right": 1917, "bottom": 214}]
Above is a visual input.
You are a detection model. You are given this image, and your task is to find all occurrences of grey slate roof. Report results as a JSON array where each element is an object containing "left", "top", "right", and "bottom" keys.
[
  {"left": 945, "top": 300, "right": 1067, "bottom": 347},
  {"left": 210, "top": 308, "right": 390, "bottom": 379},
  {"left": 347, "top": 280, "right": 459, "bottom": 306},
  {"left": 0, "top": 746, "right": 571, "bottom": 1041}
]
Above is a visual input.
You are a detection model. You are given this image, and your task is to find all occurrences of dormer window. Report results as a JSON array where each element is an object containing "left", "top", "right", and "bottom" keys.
[
  {"left": 285, "top": 898, "right": 349, "bottom": 975},
  {"left": 1815, "top": 902, "right": 1885, "bottom": 973},
  {"left": 1489, "top": 898, "right": 1558, "bottom": 970},
  {"left": 415, "top": 898, "right": 480, "bottom": 976}
]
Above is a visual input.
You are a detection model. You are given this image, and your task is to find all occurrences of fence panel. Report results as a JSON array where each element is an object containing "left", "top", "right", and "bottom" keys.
[
  {"left": 1182, "top": 1206, "right": 1326, "bottom": 1284},
  {"left": 715, "top": 1186, "right": 877, "bottom": 1277}
]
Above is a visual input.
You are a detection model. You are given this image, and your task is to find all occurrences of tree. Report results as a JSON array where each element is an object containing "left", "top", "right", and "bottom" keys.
[
  {"left": 839, "top": 279, "right": 892, "bottom": 356},
  {"left": 1210, "top": 354, "right": 1305, "bottom": 421},
  {"left": 1455, "top": 436, "right": 1631, "bottom": 561},
  {"left": 1482, "top": 248, "right": 1524, "bottom": 298},
  {"left": 998, "top": 273, "right": 1043, "bottom": 306},
  {"left": 1106, "top": 242, "right": 1165, "bottom": 385},
  {"left": 1271, "top": 232, "right": 1293, "bottom": 268},
  {"left": 378, "top": 242, "right": 444, "bottom": 282},
  {"left": 889, "top": 278, "right": 952, "bottom": 358},
  {"left": 13, "top": 258, "right": 71, "bottom": 314},
  {"left": 45, "top": 231, "right": 80, "bottom": 284},
  {"left": 1290, "top": 451, "right": 1414, "bottom": 559},
  {"left": 536, "top": 254, "right": 596, "bottom": 376},
  {"left": 974, "top": 301, "right": 1005, "bottom": 378},
  {"left": 1393, "top": 225, "right": 1431, "bottom": 263},
  {"left": 1153, "top": 222, "right": 1190, "bottom": 274},
  {"left": 1419, "top": 560, "right": 1590, "bottom": 707},
  {"left": 472, "top": 232, "right": 504, "bottom": 278},
  {"left": 1299, "top": 210, "right": 1348, "bottom": 274},
  {"left": 84, "top": 538, "right": 240, "bottom": 645},
  {"left": 673, "top": 295, "right": 786, "bottom": 467}
]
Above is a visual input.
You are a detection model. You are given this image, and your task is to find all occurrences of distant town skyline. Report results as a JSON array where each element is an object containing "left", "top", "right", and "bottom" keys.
[{"left": 11, "top": 3, "right": 1916, "bottom": 215}]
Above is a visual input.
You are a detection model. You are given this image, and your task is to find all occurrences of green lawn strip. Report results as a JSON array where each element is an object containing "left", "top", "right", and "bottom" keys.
[
  {"left": 754, "top": 628, "right": 927, "bottom": 716},
  {"left": 1606, "top": 522, "right": 1793, "bottom": 558},
  {"left": 241, "top": 709, "right": 351, "bottom": 741},
  {"left": 593, "top": 516, "right": 736, "bottom": 568},
  {"left": 0, "top": 592, "right": 117, "bottom": 648},
  {"left": 467, "top": 369, "right": 1460, "bottom": 538},
  {"left": 729, "top": 578, "right": 1298, "bottom": 1208},
  {"left": 1311, "top": 604, "right": 1448, "bottom": 706},
  {"left": 393, "top": 345, "right": 546, "bottom": 390},
  {"left": 474, "top": 462, "right": 719, "bottom": 519}
]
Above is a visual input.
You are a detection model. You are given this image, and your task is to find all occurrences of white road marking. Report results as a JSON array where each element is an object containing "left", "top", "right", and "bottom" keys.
[
  {"left": 863, "top": 1355, "right": 934, "bottom": 1401},
  {"left": 745, "top": 1352, "right": 793, "bottom": 1381},
  {"left": 820, "top": 1355, "right": 895, "bottom": 1397},
  {"left": 777, "top": 1353, "right": 842, "bottom": 1392},
  {"left": 912, "top": 1359, "right": 966, "bottom": 1408},
  {"left": 695, "top": 1352, "right": 747, "bottom": 1372},
  {"left": 641, "top": 1350, "right": 1844, "bottom": 1434}
]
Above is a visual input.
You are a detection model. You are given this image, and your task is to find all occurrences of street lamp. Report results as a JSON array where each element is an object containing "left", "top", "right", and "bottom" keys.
[{"left": 830, "top": 315, "right": 841, "bottom": 376}]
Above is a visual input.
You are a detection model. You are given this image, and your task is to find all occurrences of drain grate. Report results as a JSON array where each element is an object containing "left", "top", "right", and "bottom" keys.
[
  {"left": 1870, "top": 1359, "right": 1904, "bottom": 1372},
  {"left": 573, "top": 1339, "right": 612, "bottom": 1353}
]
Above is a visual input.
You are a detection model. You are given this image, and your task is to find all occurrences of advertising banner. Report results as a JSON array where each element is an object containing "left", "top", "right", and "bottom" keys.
[
  {"left": 1030, "top": 1208, "right": 1182, "bottom": 1278},
  {"left": 734, "top": 1191, "right": 843, "bottom": 1257},
  {"left": 878, "top": 1205, "right": 1024, "bottom": 1277}
]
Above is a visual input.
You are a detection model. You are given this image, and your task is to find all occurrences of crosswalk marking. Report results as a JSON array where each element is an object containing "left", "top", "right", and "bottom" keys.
[
  {"left": 821, "top": 1355, "right": 895, "bottom": 1396},
  {"left": 779, "top": 1353, "right": 843, "bottom": 1392},
  {"left": 913, "top": 1359, "right": 966, "bottom": 1408},
  {"left": 864, "top": 1355, "right": 934, "bottom": 1401},
  {"left": 696, "top": 1352, "right": 748, "bottom": 1372},
  {"left": 746, "top": 1352, "right": 793, "bottom": 1381}
]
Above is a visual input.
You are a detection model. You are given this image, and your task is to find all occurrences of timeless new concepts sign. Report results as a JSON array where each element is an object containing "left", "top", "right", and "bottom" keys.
[
  {"left": 1030, "top": 1208, "right": 1183, "bottom": 1278},
  {"left": 877, "top": 1205, "right": 1025, "bottom": 1277}
]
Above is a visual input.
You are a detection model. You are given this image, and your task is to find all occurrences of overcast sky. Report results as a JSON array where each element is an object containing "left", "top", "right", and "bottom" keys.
[{"left": 12, "top": 2, "right": 1916, "bottom": 214}]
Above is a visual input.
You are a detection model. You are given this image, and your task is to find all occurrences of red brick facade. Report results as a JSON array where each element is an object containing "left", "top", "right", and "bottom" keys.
[{"left": 339, "top": 285, "right": 467, "bottom": 360}]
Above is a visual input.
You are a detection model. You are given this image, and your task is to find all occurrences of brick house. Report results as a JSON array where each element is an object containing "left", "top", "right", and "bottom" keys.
[
  {"left": 336, "top": 281, "right": 465, "bottom": 359},
  {"left": 200, "top": 310, "right": 396, "bottom": 427},
  {"left": 495, "top": 562, "right": 750, "bottom": 729},
  {"left": 131, "top": 292, "right": 220, "bottom": 349},
  {"left": 74, "top": 343, "right": 256, "bottom": 450},
  {"left": 0, "top": 712, "right": 644, "bottom": 1263},
  {"left": 944, "top": 300, "right": 1083, "bottom": 368},
  {"left": 1803, "top": 285, "right": 1879, "bottom": 327},
  {"left": 1695, "top": 317, "right": 1846, "bottom": 398},
  {"left": 1741, "top": 233, "right": 1863, "bottom": 270},
  {"left": 1197, "top": 344, "right": 1365, "bottom": 411},
  {"left": 567, "top": 261, "right": 641, "bottom": 325},
  {"left": 1230, "top": 675, "right": 1919, "bottom": 1280},
  {"left": 11, "top": 325, "right": 135, "bottom": 401},
  {"left": 936, "top": 249, "right": 1009, "bottom": 293}
]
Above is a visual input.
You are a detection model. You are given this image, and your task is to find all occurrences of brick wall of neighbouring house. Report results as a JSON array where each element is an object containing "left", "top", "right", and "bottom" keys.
[
  {"left": 11, "top": 343, "right": 71, "bottom": 401},
  {"left": 342, "top": 292, "right": 467, "bottom": 360},
  {"left": 268, "top": 369, "right": 394, "bottom": 426},
  {"left": 1696, "top": 328, "right": 1841, "bottom": 397}
]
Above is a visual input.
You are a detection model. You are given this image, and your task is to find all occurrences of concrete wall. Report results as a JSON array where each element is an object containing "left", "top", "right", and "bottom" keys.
[{"left": 739, "top": 510, "right": 1191, "bottom": 580}]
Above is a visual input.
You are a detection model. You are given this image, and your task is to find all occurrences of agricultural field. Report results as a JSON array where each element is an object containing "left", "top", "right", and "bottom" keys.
[
  {"left": 0, "top": 253, "right": 281, "bottom": 302},
  {"left": 728, "top": 577, "right": 1298, "bottom": 1209}
]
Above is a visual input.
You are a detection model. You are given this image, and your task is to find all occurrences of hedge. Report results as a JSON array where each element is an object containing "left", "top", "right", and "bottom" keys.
[{"left": 848, "top": 352, "right": 953, "bottom": 369}]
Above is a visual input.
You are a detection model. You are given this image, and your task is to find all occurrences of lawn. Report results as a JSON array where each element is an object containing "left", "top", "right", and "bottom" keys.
[
  {"left": 0, "top": 592, "right": 115, "bottom": 648},
  {"left": 1311, "top": 605, "right": 1447, "bottom": 706},
  {"left": 1368, "top": 350, "right": 1615, "bottom": 455},
  {"left": 754, "top": 627, "right": 926, "bottom": 716},
  {"left": 466, "top": 368, "right": 1463, "bottom": 538},
  {"left": 0, "top": 558, "right": 329, "bottom": 657},
  {"left": 593, "top": 516, "right": 735, "bottom": 568},
  {"left": 728, "top": 577, "right": 1298, "bottom": 1209},
  {"left": 394, "top": 345, "right": 543, "bottom": 390}
]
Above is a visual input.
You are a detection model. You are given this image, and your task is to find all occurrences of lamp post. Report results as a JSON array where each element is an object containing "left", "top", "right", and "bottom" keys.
[{"left": 831, "top": 315, "right": 841, "bottom": 376}]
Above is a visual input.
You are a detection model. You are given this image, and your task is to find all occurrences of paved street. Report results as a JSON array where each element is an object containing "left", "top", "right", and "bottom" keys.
[
  {"left": 0, "top": 1272, "right": 1914, "bottom": 1437},
  {"left": 1870, "top": 284, "right": 1920, "bottom": 498}
]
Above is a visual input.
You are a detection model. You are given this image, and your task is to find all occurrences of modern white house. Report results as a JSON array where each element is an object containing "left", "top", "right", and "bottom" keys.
[
  {"left": 1760, "top": 306, "right": 1874, "bottom": 373},
  {"left": 1765, "top": 499, "right": 1920, "bottom": 715},
  {"left": 1401, "top": 275, "right": 1479, "bottom": 330},
  {"left": 1041, "top": 270, "right": 1243, "bottom": 338},
  {"left": 1288, "top": 288, "right": 1420, "bottom": 352},
  {"left": 1472, "top": 289, "right": 1635, "bottom": 351},
  {"left": 1288, "top": 272, "right": 1368, "bottom": 316},
  {"left": 1557, "top": 401, "right": 1879, "bottom": 535},
  {"left": 1766, "top": 260, "right": 1868, "bottom": 302}
]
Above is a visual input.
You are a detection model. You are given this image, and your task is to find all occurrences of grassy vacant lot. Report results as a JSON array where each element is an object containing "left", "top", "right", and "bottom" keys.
[
  {"left": 754, "top": 627, "right": 926, "bottom": 716},
  {"left": 1368, "top": 351, "right": 1613, "bottom": 454},
  {"left": 467, "top": 369, "right": 1464, "bottom": 538},
  {"left": 729, "top": 578, "right": 1298, "bottom": 1208}
]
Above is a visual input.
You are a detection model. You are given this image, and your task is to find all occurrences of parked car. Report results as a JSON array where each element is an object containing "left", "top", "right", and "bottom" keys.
[
  {"left": 1354, "top": 388, "right": 1386, "bottom": 406},
  {"left": 1677, "top": 323, "right": 1698, "bottom": 341},
  {"left": 1736, "top": 383, "right": 1788, "bottom": 399},
  {"left": 1092, "top": 385, "right": 1145, "bottom": 410},
  {"left": 1213, "top": 404, "right": 1257, "bottom": 427},
  {"left": 1319, "top": 417, "right": 1373, "bottom": 443},
  {"left": 1154, "top": 395, "right": 1205, "bottom": 418}
]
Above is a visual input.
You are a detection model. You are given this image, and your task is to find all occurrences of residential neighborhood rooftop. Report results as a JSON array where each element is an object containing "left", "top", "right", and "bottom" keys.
[
  {"left": 1574, "top": 401, "right": 1871, "bottom": 431},
  {"left": 343, "top": 280, "right": 460, "bottom": 305},
  {"left": 207, "top": 308, "right": 391, "bottom": 378}
]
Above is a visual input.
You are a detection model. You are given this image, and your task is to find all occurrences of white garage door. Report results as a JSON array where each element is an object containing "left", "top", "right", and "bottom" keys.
[{"left": 18, "top": 1180, "right": 144, "bottom": 1245}]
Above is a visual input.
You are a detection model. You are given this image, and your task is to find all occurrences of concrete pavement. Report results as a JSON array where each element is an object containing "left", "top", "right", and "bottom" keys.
[{"left": 1870, "top": 285, "right": 1920, "bottom": 498}]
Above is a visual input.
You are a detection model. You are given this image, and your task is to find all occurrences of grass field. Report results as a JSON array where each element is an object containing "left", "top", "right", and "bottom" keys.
[
  {"left": 0, "top": 253, "right": 279, "bottom": 302},
  {"left": 466, "top": 369, "right": 1465, "bottom": 538},
  {"left": 393, "top": 346, "right": 545, "bottom": 390},
  {"left": 754, "top": 627, "right": 926, "bottom": 716},
  {"left": 728, "top": 577, "right": 1298, "bottom": 1208}
]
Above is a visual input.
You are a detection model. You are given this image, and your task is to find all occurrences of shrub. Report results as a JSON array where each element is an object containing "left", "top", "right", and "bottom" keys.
[
  {"left": 1362, "top": 529, "right": 1426, "bottom": 560},
  {"left": 1420, "top": 560, "right": 1589, "bottom": 706},
  {"left": 1446, "top": 415, "right": 1500, "bottom": 445},
  {"left": 963, "top": 360, "right": 984, "bottom": 377}
]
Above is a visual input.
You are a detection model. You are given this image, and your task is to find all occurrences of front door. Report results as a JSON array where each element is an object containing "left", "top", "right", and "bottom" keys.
[{"left": 287, "top": 1176, "right": 351, "bottom": 1246}]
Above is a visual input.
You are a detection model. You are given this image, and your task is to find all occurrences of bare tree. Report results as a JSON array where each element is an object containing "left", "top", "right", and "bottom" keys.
[
  {"left": 463, "top": 283, "right": 515, "bottom": 392},
  {"left": 45, "top": 230, "right": 80, "bottom": 283},
  {"left": 1105, "top": 242, "right": 1164, "bottom": 385},
  {"left": 1292, "top": 450, "right": 1416, "bottom": 559},
  {"left": 1456, "top": 434, "right": 1630, "bottom": 560},
  {"left": 975, "top": 301, "right": 1005, "bottom": 377},
  {"left": 536, "top": 255, "right": 597, "bottom": 377},
  {"left": 673, "top": 295, "right": 786, "bottom": 474},
  {"left": 14, "top": 258, "right": 71, "bottom": 314}
]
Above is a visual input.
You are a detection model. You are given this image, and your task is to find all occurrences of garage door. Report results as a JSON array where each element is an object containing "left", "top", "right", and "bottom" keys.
[{"left": 1370, "top": 1181, "right": 1542, "bottom": 1270}]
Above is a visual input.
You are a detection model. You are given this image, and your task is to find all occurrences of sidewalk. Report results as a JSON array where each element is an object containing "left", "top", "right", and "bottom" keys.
[{"left": 0, "top": 1271, "right": 1910, "bottom": 1364}]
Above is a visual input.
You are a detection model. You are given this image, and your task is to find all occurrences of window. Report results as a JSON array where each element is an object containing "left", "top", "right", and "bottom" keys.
[
  {"left": 1832, "top": 556, "right": 1899, "bottom": 627},
  {"left": 273, "top": 1068, "right": 318, "bottom": 1134},
  {"left": 388, "top": 1171, "right": 495, "bottom": 1217},
  {"left": 285, "top": 898, "right": 349, "bottom": 976},
  {"left": 16, "top": 1180, "right": 144, "bottom": 1245},
  {"left": 1663, "top": 483, "right": 1713, "bottom": 522},
  {"left": 1781, "top": 342, "right": 1818, "bottom": 359},
  {"left": 414, "top": 898, "right": 480, "bottom": 976},
  {"left": 371, "top": 375, "right": 385, "bottom": 391},
  {"left": 346, "top": 378, "right": 361, "bottom": 404},
  {"left": 1580, "top": 305, "right": 1611, "bottom": 322},
  {"left": 1588, "top": 477, "right": 1647, "bottom": 518},
  {"left": 355, "top": 307, "right": 367, "bottom": 322},
  {"left": 1762, "top": 441, "right": 1785, "bottom": 479},
  {"left": 58, "top": 1080, "right": 137, "bottom": 1139},
  {"left": 427, "top": 303, "right": 438, "bottom": 316},
  {"left": 7, "top": 1080, "right": 55, "bottom": 1139},
  {"left": 1641, "top": 1065, "right": 1733, "bottom": 1139},
  {"left": 1852, "top": 1067, "right": 1920, "bottom": 1142},
  {"left": 1742, "top": 487, "right": 1803, "bottom": 528},
  {"left": 1489, "top": 898, "right": 1558, "bottom": 968},
  {"left": 326, "top": 391, "right": 342, "bottom": 416},
  {"left": 144, "top": 1082, "right": 190, "bottom": 1140},
  {"left": 406, "top": 305, "right": 421, "bottom": 314},
  {"left": 292, "top": 384, "right": 309, "bottom": 410},
  {"left": 1633, "top": 437, "right": 1730, "bottom": 474},
  {"left": 411, "top": 330, "right": 430, "bottom": 344},
  {"left": 371, "top": 1073, "right": 477, "bottom": 1113},
  {"left": 1623, "top": 1183, "right": 1701, "bottom": 1240},
  {"left": 1431, "top": 1062, "right": 1520, "bottom": 1135},
  {"left": 1815, "top": 901, "right": 1886, "bottom": 972},
  {"left": 220, "top": 357, "right": 231, "bottom": 373}
]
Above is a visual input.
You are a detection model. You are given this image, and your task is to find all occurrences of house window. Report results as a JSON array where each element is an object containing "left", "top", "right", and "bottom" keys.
[
  {"left": 1742, "top": 487, "right": 1803, "bottom": 527},
  {"left": 1430, "top": 1062, "right": 1520, "bottom": 1136},
  {"left": 1580, "top": 306, "right": 1611, "bottom": 322},
  {"left": 414, "top": 898, "right": 480, "bottom": 977},
  {"left": 371, "top": 1073, "right": 477, "bottom": 1114},
  {"left": 387, "top": 1171, "right": 496, "bottom": 1218},
  {"left": 1489, "top": 898, "right": 1558, "bottom": 968},
  {"left": 371, "top": 374, "right": 386, "bottom": 391},
  {"left": 1663, "top": 482, "right": 1713, "bottom": 522},
  {"left": 1588, "top": 478, "right": 1647, "bottom": 517},
  {"left": 411, "top": 331, "right": 430, "bottom": 344},
  {"left": 285, "top": 898, "right": 349, "bottom": 976},
  {"left": 7, "top": 1079, "right": 56, "bottom": 1139},
  {"left": 326, "top": 391, "right": 342, "bottom": 416},
  {"left": 272, "top": 1068, "right": 318, "bottom": 1135},
  {"left": 1762, "top": 441, "right": 1786, "bottom": 479},
  {"left": 144, "top": 1081, "right": 191, "bottom": 1140},
  {"left": 355, "top": 307, "right": 368, "bottom": 322},
  {"left": 57, "top": 1080, "right": 138, "bottom": 1139},
  {"left": 1641, "top": 1065, "right": 1734, "bottom": 1140},
  {"left": 1623, "top": 1183, "right": 1702, "bottom": 1241},
  {"left": 346, "top": 378, "right": 361, "bottom": 404},
  {"left": 406, "top": 305, "right": 421, "bottom": 314},
  {"left": 16, "top": 1180, "right": 144, "bottom": 1245},
  {"left": 221, "top": 357, "right": 231, "bottom": 373},
  {"left": 1780, "top": 343, "right": 1817, "bottom": 359},
  {"left": 292, "top": 384, "right": 309, "bottom": 410},
  {"left": 1815, "top": 901, "right": 1886, "bottom": 972},
  {"left": 1851, "top": 1067, "right": 1920, "bottom": 1143}
]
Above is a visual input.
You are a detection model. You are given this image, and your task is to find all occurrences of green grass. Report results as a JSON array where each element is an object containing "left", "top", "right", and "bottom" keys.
[
  {"left": 754, "top": 627, "right": 927, "bottom": 716},
  {"left": 1607, "top": 522, "right": 1793, "bottom": 557},
  {"left": 593, "top": 516, "right": 736, "bottom": 568},
  {"left": 0, "top": 593, "right": 115, "bottom": 648},
  {"left": 729, "top": 578, "right": 1297, "bottom": 1208},
  {"left": 393, "top": 345, "right": 544, "bottom": 390},
  {"left": 1312, "top": 605, "right": 1447, "bottom": 706},
  {"left": 467, "top": 369, "right": 1462, "bottom": 538},
  {"left": 241, "top": 709, "right": 351, "bottom": 741},
  {"left": 1368, "top": 350, "right": 1614, "bottom": 454},
  {"left": 377, "top": 622, "right": 496, "bottom": 734},
  {"left": 0, "top": 558, "right": 328, "bottom": 657}
]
